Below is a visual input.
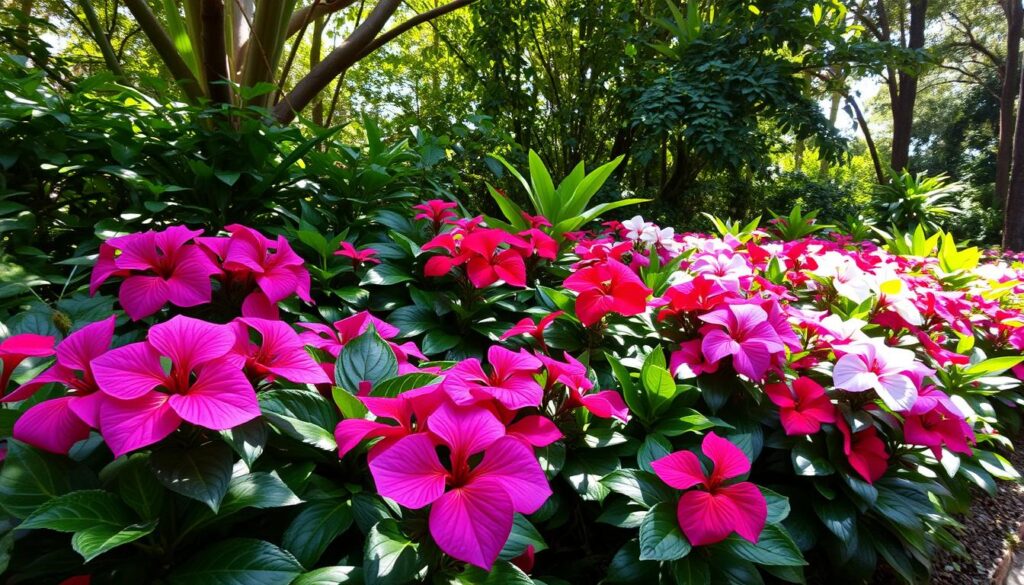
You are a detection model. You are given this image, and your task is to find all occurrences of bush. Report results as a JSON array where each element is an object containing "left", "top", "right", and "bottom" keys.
[{"left": 1, "top": 188, "right": 1022, "bottom": 584}]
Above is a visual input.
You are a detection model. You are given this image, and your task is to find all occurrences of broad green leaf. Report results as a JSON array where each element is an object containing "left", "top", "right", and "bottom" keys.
[
  {"left": 527, "top": 150, "right": 557, "bottom": 218},
  {"left": 639, "top": 502, "right": 692, "bottom": 561},
  {"left": 600, "top": 469, "right": 675, "bottom": 508},
  {"left": 499, "top": 514, "right": 547, "bottom": 559},
  {"left": 388, "top": 305, "right": 439, "bottom": 338},
  {"left": 114, "top": 453, "right": 165, "bottom": 521},
  {"left": 720, "top": 524, "right": 806, "bottom": 566},
  {"left": 72, "top": 520, "right": 157, "bottom": 562},
  {"left": 220, "top": 418, "right": 268, "bottom": 468},
  {"left": 21, "top": 490, "right": 133, "bottom": 532},
  {"left": 0, "top": 440, "right": 83, "bottom": 518},
  {"left": 150, "top": 442, "right": 234, "bottom": 513},
  {"left": 371, "top": 373, "right": 442, "bottom": 398},
  {"left": 168, "top": 538, "right": 304, "bottom": 585},
  {"left": 365, "top": 519, "right": 424, "bottom": 585},
  {"left": 284, "top": 498, "right": 354, "bottom": 567},
  {"left": 457, "top": 561, "right": 533, "bottom": 584},
  {"left": 292, "top": 567, "right": 363, "bottom": 585},
  {"left": 336, "top": 327, "right": 399, "bottom": 392}
]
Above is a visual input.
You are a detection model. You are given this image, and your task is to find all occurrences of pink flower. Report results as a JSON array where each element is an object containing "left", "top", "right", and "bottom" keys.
[
  {"left": 563, "top": 260, "right": 651, "bottom": 326},
  {"left": 422, "top": 228, "right": 529, "bottom": 287},
  {"left": 518, "top": 228, "right": 558, "bottom": 260},
  {"left": 500, "top": 311, "right": 563, "bottom": 351},
  {"left": 540, "top": 353, "right": 629, "bottom": 422},
  {"left": 903, "top": 389, "right": 974, "bottom": 459},
  {"left": 0, "top": 333, "right": 55, "bottom": 392},
  {"left": 836, "top": 418, "right": 889, "bottom": 484},
  {"left": 413, "top": 199, "right": 459, "bottom": 230},
  {"left": 230, "top": 318, "right": 330, "bottom": 386},
  {"left": 443, "top": 346, "right": 543, "bottom": 410},
  {"left": 298, "top": 312, "right": 424, "bottom": 374},
  {"left": 699, "top": 303, "right": 785, "bottom": 381},
  {"left": 91, "top": 316, "right": 259, "bottom": 457},
  {"left": 335, "top": 382, "right": 446, "bottom": 459},
  {"left": 832, "top": 339, "right": 921, "bottom": 412},
  {"left": 334, "top": 241, "right": 380, "bottom": 267},
  {"left": 651, "top": 432, "right": 767, "bottom": 547},
  {"left": 90, "top": 226, "right": 220, "bottom": 320},
  {"left": 764, "top": 377, "right": 836, "bottom": 436},
  {"left": 369, "top": 403, "right": 551, "bottom": 569},
  {"left": 200, "top": 224, "right": 313, "bottom": 310},
  {"left": 9, "top": 317, "right": 115, "bottom": 454},
  {"left": 658, "top": 275, "right": 731, "bottom": 319},
  {"left": 669, "top": 339, "right": 719, "bottom": 378}
]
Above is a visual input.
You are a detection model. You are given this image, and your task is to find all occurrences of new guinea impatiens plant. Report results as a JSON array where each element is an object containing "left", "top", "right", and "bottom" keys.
[{"left": 0, "top": 203, "right": 1023, "bottom": 585}]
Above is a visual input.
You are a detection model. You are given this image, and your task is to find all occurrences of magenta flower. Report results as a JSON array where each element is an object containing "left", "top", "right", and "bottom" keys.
[
  {"left": 442, "top": 346, "right": 543, "bottom": 410},
  {"left": 764, "top": 377, "right": 836, "bottom": 436},
  {"left": 539, "top": 353, "right": 629, "bottom": 422},
  {"left": 8, "top": 317, "right": 115, "bottom": 454},
  {"left": 229, "top": 318, "right": 330, "bottom": 386},
  {"left": 298, "top": 312, "right": 425, "bottom": 374},
  {"left": 903, "top": 388, "right": 973, "bottom": 459},
  {"left": 90, "top": 226, "right": 220, "bottom": 321},
  {"left": 651, "top": 432, "right": 767, "bottom": 547},
  {"left": 199, "top": 224, "right": 313, "bottom": 310},
  {"left": 699, "top": 303, "right": 785, "bottom": 381},
  {"left": 334, "top": 241, "right": 380, "bottom": 267},
  {"left": 0, "top": 333, "right": 55, "bottom": 392},
  {"left": 369, "top": 403, "right": 551, "bottom": 569},
  {"left": 91, "top": 315, "right": 259, "bottom": 457},
  {"left": 335, "top": 383, "right": 445, "bottom": 459},
  {"left": 500, "top": 311, "right": 563, "bottom": 351}
]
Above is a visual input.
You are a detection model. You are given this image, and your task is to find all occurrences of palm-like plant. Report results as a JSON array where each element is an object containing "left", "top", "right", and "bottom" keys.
[{"left": 871, "top": 170, "right": 965, "bottom": 232}]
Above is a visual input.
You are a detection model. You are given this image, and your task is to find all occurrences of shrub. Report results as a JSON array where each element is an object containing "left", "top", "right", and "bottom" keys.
[{"left": 1, "top": 195, "right": 1022, "bottom": 584}]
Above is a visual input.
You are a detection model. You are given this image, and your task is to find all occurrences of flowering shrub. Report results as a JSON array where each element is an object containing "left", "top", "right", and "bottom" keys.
[{"left": 0, "top": 204, "right": 1022, "bottom": 584}]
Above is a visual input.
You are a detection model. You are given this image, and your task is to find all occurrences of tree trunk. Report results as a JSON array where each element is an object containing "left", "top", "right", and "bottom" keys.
[
  {"left": 997, "top": 0, "right": 1023, "bottom": 208},
  {"left": 310, "top": 17, "right": 325, "bottom": 126},
  {"left": 819, "top": 92, "right": 841, "bottom": 178},
  {"left": 1006, "top": 41, "right": 1024, "bottom": 250},
  {"left": 889, "top": 0, "right": 927, "bottom": 173},
  {"left": 847, "top": 94, "right": 886, "bottom": 184},
  {"left": 200, "top": 0, "right": 230, "bottom": 104},
  {"left": 76, "top": 0, "right": 125, "bottom": 79}
]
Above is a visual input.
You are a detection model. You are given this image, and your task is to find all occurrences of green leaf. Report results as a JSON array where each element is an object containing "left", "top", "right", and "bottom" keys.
[
  {"left": 168, "top": 538, "right": 304, "bottom": 585},
  {"left": 457, "top": 561, "right": 533, "bottom": 584},
  {"left": 562, "top": 449, "right": 621, "bottom": 501},
  {"left": 641, "top": 364, "right": 677, "bottom": 413},
  {"left": 365, "top": 519, "right": 424, "bottom": 585},
  {"left": 964, "top": 355, "right": 1024, "bottom": 376},
  {"left": 486, "top": 184, "right": 530, "bottom": 230},
  {"left": 219, "top": 471, "right": 303, "bottom": 516},
  {"left": 20, "top": 489, "right": 133, "bottom": 532},
  {"left": 283, "top": 499, "right": 354, "bottom": 568},
  {"left": 528, "top": 150, "right": 558, "bottom": 218},
  {"left": 563, "top": 156, "right": 624, "bottom": 219},
  {"left": 605, "top": 540, "right": 659, "bottom": 583},
  {"left": 637, "top": 433, "right": 672, "bottom": 473},
  {"left": 761, "top": 487, "right": 790, "bottom": 525},
  {"left": 333, "top": 386, "right": 369, "bottom": 420},
  {"left": 336, "top": 327, "right": 399, "bottom": 393},
  {"left": 608, "top": 353, "right": 647, "bottom": 421},
  {"left": 360, "top": 264, "right": 414, "bottom": 286},
  {"left": 72, "top": 520, "right": 157, "bottom": 562},
  {"left": 0, "top": 440, "right": 81, "bottom": 518},
  {"left": 115, "top": 453, "right": 165, "bottom": 521},
  {"left": 388, "top": 305, "right": 439, "bottom": 338},
  {"left": 601, "top": 469, "right": 675, "bottom": 508},
  {"left": 220, "top": 418, "right": 268, "bottom": 468},
  {"left": 260, "top": 389, "right": 339, "bottom": 451},
  {"left": 292, "top": 567, "right": 363, "bottom": 585},
  {"left": 499, "top": 514, "right": 547, "bottom": 560},
  {"left": 150, "top": 442, "right": 234, "bottom": 513},
  {"left": 371, "top": 373, "right": 442, "bottom": 398},
  {"left": 672, "top": 556, "right": 711, "bottom": 585},
  {"left": 639, "top": 502, "right": 691, "bottom": 561},
  {"left": 791, "top": 440, "right": 834, "bottom": 476},
  {"left": 813, "top": 494, "right": 858, "bottom": 542},
  {"left": 719, "top": 524, "right": 806, "bottom": 566}
]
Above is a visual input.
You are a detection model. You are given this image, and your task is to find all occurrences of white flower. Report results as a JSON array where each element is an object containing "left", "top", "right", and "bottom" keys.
[
  {"left": 832, "top": 338, "right": 920, "bottom": 412},
  {"left": 621, "top": 215, "right": 650, "bottom": 241}
]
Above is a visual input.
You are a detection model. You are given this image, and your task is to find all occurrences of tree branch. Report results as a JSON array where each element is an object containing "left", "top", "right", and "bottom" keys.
[
  {"left": 355, "top": 0, "right": 480, "bottom": 60},
  {"left": 124, "top": 0, "right": 204, "bottom": 101},
  {"left": 274, "top": 0, "right": 403, "bottom": 123}
]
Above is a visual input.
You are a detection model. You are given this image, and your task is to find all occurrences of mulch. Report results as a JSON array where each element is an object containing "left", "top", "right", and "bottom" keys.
[{"left": 929, "top": 443, "right": 1024, "bottom": 585}]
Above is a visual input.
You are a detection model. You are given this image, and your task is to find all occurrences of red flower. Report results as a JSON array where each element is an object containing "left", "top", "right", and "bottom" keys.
[
  {"left": 500, "top": 311, "right": 563, "bottom": 351},
  {"left": 563, "top": 260, "right": 651, "bottom": 326},
  {"left": 765, "top": 377, "right": 837, "bottom": 436},
  {"left": 836, "top": 418, "right": 889, "bottom": 484},
  {"left": 413, "top": 199, "right": 459, "bottom": 231}
]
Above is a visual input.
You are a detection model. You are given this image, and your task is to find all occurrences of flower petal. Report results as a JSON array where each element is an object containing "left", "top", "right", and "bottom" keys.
[
  {"left": 118, "top": 275, "right": 170, "bottom": 321},
  {"left": 369, "top": 433, "right": 447, "bottom": 509},
  {"left": 92, "top": 342, "right": 166, "bottom": 400},
  {"left": 149, "top": 316, "right": 235, "bottom": 369},
  {"left": 13, "top": 397, "right": 91, "bottom": 454},
  {"left": 429, "top": 479, "right": 514, "bottom": 570},
  {"left": 471, "top": 436, "right": 551, "bottom": 513},
  {"left": 167, "top": 363, "right": 259, "bottom": 430},
  {"left": 702, "top": 432, "right": 750, "bottom": 481},
  {"left": 100, "top": 392, "right": 181, "bottom": 457},
  {"left": 651, "top": 450, "right": 706, "bottom": 490}
]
